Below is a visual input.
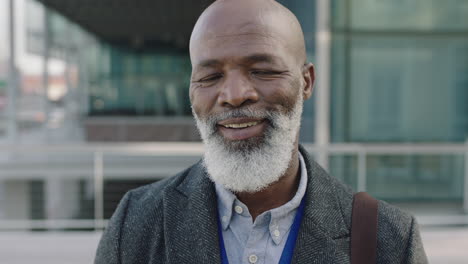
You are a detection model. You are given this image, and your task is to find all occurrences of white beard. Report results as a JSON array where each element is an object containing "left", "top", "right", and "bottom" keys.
[{"left": 193, "top": 93, "right": 304, "bottom": 193}]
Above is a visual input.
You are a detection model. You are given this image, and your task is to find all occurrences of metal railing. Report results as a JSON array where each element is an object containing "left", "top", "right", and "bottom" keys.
[{"left": 0, "top": 141, "right": 467, "bottom": 230}]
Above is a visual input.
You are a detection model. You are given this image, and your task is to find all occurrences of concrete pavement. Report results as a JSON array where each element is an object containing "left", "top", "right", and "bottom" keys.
[{"left": 0, "top": 228, "right": 467, "bottom": 263}]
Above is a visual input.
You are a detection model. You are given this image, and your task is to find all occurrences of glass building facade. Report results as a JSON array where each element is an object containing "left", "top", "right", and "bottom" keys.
[
  {"left": 331, "top": 0, "right": 468, "bottom": 143},
  {"left": 330, "top": 0, "right": 468, "bottom": 201}
]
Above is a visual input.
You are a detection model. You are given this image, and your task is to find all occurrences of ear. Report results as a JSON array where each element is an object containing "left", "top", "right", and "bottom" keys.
[{"left": 302, "top": 63, "right": 315, "bottom": 100}]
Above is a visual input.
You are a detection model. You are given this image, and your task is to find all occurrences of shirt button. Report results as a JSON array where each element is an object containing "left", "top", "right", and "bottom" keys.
[
  {"left": 234, "top": 205, "right": 243, "bottom": 214},
  {"left": 248, "top": 254, "right": 258, "bottom": 263},
  {"left": 273, "top": 229, "right": 280, "bottom": 237}
]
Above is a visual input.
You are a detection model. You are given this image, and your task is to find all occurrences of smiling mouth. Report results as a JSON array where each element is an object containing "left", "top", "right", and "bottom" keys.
[
  {"left": 216, "top": 118, "right": 267, "bottom": 141},
  {"left": 221, "top": 121, "right": 261, "bottom": 129}
]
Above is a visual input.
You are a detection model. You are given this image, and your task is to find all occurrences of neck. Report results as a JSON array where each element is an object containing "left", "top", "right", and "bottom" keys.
[{"left": 235, "top": 148, "right": 301, "bottom": 222}]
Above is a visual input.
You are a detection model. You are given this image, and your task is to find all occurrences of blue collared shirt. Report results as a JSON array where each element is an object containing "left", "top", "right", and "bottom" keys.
[{"left": 215, "top": 153, "right": 308, "bottom": 264}]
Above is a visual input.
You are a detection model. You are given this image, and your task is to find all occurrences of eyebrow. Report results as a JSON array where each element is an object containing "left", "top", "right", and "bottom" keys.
[
  {"left": 197, "top": 59, "right": 222, "bottom": 69},
  {"left": 243, "top": 53, "right": 277, "bottom": 65},
  {"left": 195, "top": 53, "right": 279, "bottom": 70}
]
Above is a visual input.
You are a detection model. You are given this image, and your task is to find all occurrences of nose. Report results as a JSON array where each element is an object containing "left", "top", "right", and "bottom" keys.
[{"left": 217, "top": 71, "right": 259, "bottom": 108}]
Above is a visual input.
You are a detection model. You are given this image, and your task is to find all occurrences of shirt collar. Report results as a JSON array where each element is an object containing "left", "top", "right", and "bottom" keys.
[
  {"left": 215, "top": 180, "right": 237, "bottom": 230},
  {"left": 215, "top": 152, "right": 308, "bottom": 240}
]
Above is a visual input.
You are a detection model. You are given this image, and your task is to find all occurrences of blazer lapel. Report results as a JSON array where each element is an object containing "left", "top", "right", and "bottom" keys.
[
  {"left": 292, "top": 146, "right": 353, "bottom": 263},
  {"left": 163, "top": 162, "right": 221, "bottom": 263}
]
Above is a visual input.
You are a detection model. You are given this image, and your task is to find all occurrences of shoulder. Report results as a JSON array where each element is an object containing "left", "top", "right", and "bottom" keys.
[
  {"left": 303, "top": 148, "right": 415, "bottom": 238},
  {"left": 301, "top": 148, "right": 421, "bottom": 261},
  {"left": 330, "top": 178, "right": 425, "bottom": 262},
  {"left": 123, "top": 161, "right": 200, "bottom": 216},
  {"left": 95, "top": 162, "right": 203, "bottom": 263},
  {"left": 300, "top": 145, "right": 416, "bottom": 239},
  {"left": 327, "top": 175, "right": 417, "bottom": 246},
  {"left": 377, "top": 200, "right": 414, "bottom": 238},
  {"left": 375, "top": 200, "right": 424, "bottom": 261}
]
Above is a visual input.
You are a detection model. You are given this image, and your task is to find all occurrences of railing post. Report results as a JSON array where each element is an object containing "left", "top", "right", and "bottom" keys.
[
  {"left": 357, "top": 148, "right": 367, "bottom": 192},
  {"left": 94, "top": 150, "right": 104, "bottom": 230},
  {"left": 464, "top": 138, "right": 468, "bottom": 214}
]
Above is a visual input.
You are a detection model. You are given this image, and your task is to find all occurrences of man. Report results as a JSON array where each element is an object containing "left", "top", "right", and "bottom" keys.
[{"left": 95, "top": 0, "right": 428, "bottom": 263}]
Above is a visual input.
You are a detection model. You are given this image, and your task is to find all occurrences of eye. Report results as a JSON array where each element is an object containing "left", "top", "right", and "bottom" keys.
[
  {"left": 199, "top": 73, "right": 223, "bottom": 83},
  {"left": 251, "top": 70, "right": 283, "bottom": 79}
]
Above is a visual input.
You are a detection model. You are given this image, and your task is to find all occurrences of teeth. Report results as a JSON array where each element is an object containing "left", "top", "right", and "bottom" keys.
[{"left": 223, "top": 121, "right": 259, "bottom": 128}]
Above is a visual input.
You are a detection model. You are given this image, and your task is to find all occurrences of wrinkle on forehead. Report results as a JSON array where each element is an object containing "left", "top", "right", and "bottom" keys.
[
  {"left": 214, "top": 31, "right": 273, "bottom": 41},
  {"left": 211, "top": 25, "right": 278, "bottom": 49},
  {"left": 200, "top": 18, "right": 275, "bottom": 40}
]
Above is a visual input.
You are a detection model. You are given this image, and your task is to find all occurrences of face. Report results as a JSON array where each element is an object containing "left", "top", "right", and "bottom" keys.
[
  {"left": 190, "top": 22, "right": 311, "bottom": 143},
  {"left": 189, "top": 20, "right": 314, "bottom": 192}
]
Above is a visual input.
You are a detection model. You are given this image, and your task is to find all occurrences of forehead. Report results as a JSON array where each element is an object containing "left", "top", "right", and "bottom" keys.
[{"left": 190, "top": 22, "right": 295, "bottom": 67}]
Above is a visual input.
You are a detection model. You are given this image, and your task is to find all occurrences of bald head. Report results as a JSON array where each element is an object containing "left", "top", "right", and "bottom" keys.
[{"left": 189, "top": 0, "right": 307, "bottom": 66}]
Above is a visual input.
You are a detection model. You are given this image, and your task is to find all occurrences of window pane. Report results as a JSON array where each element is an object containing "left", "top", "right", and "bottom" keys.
[
  {"left": 330, "top": 155, "right": 358, "bottom": 190},
  {"left": 332, "top": 36, "right": 468, "bottom": 142},
  {"left": 367, "top": 154, "right": 464, "bottom": 201},
  {"left": 333, "top": 0, "right": 468, "bottom": 31},
  {"left": 88, "top": 47, "right": 192, "bottom": 116}
]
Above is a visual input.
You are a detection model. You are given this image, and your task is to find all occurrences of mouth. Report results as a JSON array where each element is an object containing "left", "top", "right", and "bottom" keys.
[
  {"left": 217, "top": 118, "right": 267, "bottom": 141},
  {"left": 221, "top": 121, "right": 261, "bottom": 129}
]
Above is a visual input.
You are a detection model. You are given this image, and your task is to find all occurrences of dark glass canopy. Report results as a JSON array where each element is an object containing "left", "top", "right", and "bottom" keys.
[{"left": 37, "top": 0, "right": 214, "bottom": 50}]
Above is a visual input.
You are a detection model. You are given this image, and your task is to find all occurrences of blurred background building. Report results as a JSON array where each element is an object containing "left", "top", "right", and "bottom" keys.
[{"left": 0, "top": 0, "right": 467, "bottom": 232}]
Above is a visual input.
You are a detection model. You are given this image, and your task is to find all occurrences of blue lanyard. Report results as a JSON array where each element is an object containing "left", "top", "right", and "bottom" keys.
[{"left": 217, "top": 197, "right": 306, "bottom": 264}]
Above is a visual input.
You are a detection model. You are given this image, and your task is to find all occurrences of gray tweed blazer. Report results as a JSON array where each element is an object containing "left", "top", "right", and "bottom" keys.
[{"left": 95, "top": 146, "right": 428, "bottom": 264}]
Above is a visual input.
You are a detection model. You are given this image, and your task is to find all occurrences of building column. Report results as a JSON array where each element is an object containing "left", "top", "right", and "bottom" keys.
[
  {"left": 314, "top": 0, "right": 332, "bottom": 170},
  {"left": 7, "top": 0, "right": 17, "bottom": 143},
  {"left": 42, "top": 7, "right": 51, "bottom": 141}
]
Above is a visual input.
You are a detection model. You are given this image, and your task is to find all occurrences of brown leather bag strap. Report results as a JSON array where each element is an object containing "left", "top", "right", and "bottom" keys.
[{"left": 350, "top": 192, "right": 379, "bottom": 264}]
